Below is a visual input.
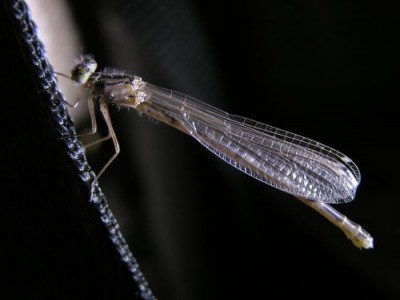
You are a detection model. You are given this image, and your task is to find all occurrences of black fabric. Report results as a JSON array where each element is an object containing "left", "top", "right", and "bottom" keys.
[{"left": 1, "top": 1, "right": 154, "bottom": 299}]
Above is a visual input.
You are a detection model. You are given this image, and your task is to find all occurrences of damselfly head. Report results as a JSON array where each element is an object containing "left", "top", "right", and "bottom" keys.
[{"left": 71, "top": 54, "right": 97, "bottom": 84}]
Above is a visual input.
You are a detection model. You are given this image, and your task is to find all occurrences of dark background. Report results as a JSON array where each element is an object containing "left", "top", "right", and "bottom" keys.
[{"left": 3, "top": 0, "right": 400, "bottom": 299}]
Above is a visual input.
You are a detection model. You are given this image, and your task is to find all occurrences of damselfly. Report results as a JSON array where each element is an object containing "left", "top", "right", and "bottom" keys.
[{"left": 60, "top": 54, "right": 373, "bottom": 249}]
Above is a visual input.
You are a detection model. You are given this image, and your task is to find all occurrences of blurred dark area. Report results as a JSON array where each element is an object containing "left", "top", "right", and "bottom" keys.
[{"left": 2, "top": 0, "right": 400, "bottom": 299}]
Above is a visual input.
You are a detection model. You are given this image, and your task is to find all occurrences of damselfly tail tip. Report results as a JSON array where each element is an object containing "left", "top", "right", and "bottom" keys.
[
  {"left": 350, "top": 231, "right": 374, "bottom": 250},
  {"left": 358, "top": 235, "right": 374, "bottom": 250}
]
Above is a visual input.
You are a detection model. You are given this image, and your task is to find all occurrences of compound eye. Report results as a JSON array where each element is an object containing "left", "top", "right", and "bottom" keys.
[{"left": 71, "top": 57, "right": 97, "bottom": 84}]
